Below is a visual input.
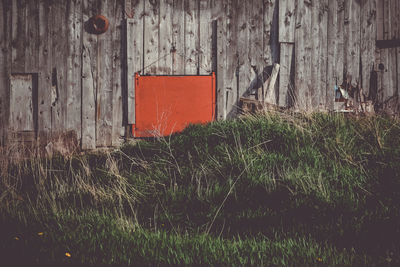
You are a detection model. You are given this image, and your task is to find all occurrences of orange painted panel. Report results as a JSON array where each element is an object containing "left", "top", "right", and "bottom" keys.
[{"left": 133, "top": 73, "right": 215, "bottom": 137}]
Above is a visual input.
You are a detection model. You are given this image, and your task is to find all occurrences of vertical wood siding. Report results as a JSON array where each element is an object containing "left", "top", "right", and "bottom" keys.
[{"left": 0, "top": 0, "right": 399, "bottom": 150}]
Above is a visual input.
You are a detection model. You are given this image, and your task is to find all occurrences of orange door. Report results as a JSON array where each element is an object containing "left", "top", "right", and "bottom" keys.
[{"left": 132, "top": 73, "right": 215, "bottom": 137}]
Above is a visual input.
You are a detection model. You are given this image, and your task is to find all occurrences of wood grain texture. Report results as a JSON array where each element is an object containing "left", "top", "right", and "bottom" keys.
[
  {"left": 223, "top": 0, "right": 237, "bottom": 117},
  {"left": 376, "top": 0, "right": 384, "bottom": 40},
  {"left": 237, "top": 1, "right": 253, "bottom": 104},
  {"left": 278, "top": 0, "right": 295, "bottom": 43},
  {"left": 250, "top": 0, "right": 264, "bottom": 101},
  {"left": 38, "top": 0, "right": 52, "bottom": 137},
  {"left": 159, "top": 0, "right": 173, "bottom": 74},
  {"left": 126, "top": 0, "right": 144, "bottom": 124},
  {"left": 326, "top": 0, "right": 340, "bottom": 110},
  {"left": 294, "top": 0, "right": 312, "bottom": 110},
  {"left": 2, "top": 0, "right": 400, "bottom": 149},
  {"left": 184, "top": 0, "right": 199, "bottom": 74},
  {"left": 0, "top": 0, "right": 11, "bottom": 145},
  {"left": 215, "top": 0, "right": 226, "bottom": 120},
  {"left": 66, "top": 0, "right": 82, "bottom": 141},
  {"left": 11, "top": 0, "right": 26, "bottom": 73},
  {"left": 111, "top": 0, "right": 124, "bottom": 146},
  {"left": 199, "top": 0, "right": 212, "bottom": 74},
  {"left": 386, "top": 0, "right": 398, "bottom": 99},
  {"left": 171, "top": 0, "right": 185, "bottom": 74},
  {"left": 51, "top": 1, "right": 68, "bottom": 133},
  {"left": 310, "top": 0, "right": 320, "bottom": 109},
  {"left": 263, "top": 0, "right": 275, "bottom": 67},
  {"left": 144, "top": 0, "right": 159, "bottom": 75},
  {"left": 344, "top": 0, "right": 361, "bottom": 85},
  {"left": 81, "top": 0, "right": 98, "bottom": 149},
  {"left": 313, "top": 0, "right": 328, "bottom": 110},
  {"left": 279, "top": 43, "right": 293, "bottom": 107},
  {"left": 25, "top": 0, "right": 39, "bottom": 73},
  {"left": 9, "top": 74, "right": 34, "bottom": 131},
  {"left": 360, "top": 0, "right": 376, "bottom": 97},
  {"left": 96, "top": 0, "right": 115, "bottom": 147}
]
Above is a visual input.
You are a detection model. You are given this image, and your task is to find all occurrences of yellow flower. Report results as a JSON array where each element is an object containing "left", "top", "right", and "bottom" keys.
[
  {"left": 14, "top": 237, "right": 19, "bottom": 241},
  {"left": 65, "top": 252, "right": 71, "bottom": 258},
  {"left": 317, "top": 257, "right": 323, "bottom": 262},
  {"left": 38, "top": 232, "right": 44, "bottom": 236}
]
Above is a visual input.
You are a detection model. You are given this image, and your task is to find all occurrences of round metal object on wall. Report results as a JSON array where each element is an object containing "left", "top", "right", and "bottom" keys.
[{"left": 89, "top": 15, "right": 109, "bottom": 34}]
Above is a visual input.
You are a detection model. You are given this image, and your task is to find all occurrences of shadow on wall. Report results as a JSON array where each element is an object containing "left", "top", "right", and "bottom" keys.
[{"left": 227, "top": 1, "right": 280, "bottom": 118}]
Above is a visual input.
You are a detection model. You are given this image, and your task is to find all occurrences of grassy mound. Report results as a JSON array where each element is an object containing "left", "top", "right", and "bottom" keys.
[{"left": 1, "top": 112, "right": 399, "bottom": 266}]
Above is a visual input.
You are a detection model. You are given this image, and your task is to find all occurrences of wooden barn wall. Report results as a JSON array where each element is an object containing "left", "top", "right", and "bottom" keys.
[
  {"left": 0, "top": 0, "right": 125, "bottom": 150},
  {"left": 0, "top": 0, "right": 399, "bottom": 150},
  {"left": 128, "top": 0, "right": 398, "bottom": 116}
]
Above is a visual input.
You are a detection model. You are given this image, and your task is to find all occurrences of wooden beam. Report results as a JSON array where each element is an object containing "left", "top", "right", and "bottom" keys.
[
  {"left": 111, "top": 0, "right": 124, "bottom": 147},
  {"left": 278, "top": 43, "right": 293, "bottom": 107},
  {"left": 376, "top": 39, "right": 400, "bottom": 49},
  {"left": 199, "top": 0, "right": 213, "bottom": 74},
  {"left": 158, "top": 0, "right": 173, "bottom": 75},
  {"left": 171, "top": 0, "right": 185, "bottom": 74},
  {"left": 265, "top": 63, "right": 279, "bottom": 103},
  {"left": 126, "top": 0, "right": 143, "bottom": 124},
  {"left": 38, "top": 0, "right": 52, "bottom": 141},
  {"left": 183, "top": 0, "right": 199, "bottom": 74},
  {"left": 278, "top": 0, "right": 295, "bottom": 43},
  {"left": 81, "top": 0, "right": 98, "bottom": 149},
  {"left": 96, "top": 0, "right": 116, "bottom": 147}
]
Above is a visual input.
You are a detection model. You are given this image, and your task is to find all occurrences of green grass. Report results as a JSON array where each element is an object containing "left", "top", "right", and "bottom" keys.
[{"left": 1, "top": 112, "right": 400, "bottom": 266}]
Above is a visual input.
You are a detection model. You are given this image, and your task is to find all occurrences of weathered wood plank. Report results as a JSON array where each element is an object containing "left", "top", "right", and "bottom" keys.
[
  {"left": 387, "top": 0, "right": 398, "bottom": 99},
  {"left": 96, "top": 0, "right": 115, "bottom": 147},
  {"left": 171, "top": 0, "right": 185, "bottom": 74},
  {"left": 237, "top": 0, "right": 254, "bottom": 105},
  {"left": 37, "top": 0, "right": 53, "bottom": 140},
  {"left": 51, "top": 1, "right": 68, "bottom": 134},
  {"left": 199, "top": 0, "right": 212, "bottom": 74},
  {"left": 9, "top": 74, "right": 34, "bottom": 131},
  {"left": 158, "top": 0, "right": 173, "bottom": 74},
  {"left": 398, "top": 46, "right": 400, "bottom": 98},
  {"left": 318, "top": 0, "right": 328, "bottom": 109},
  {"left": 383, "top": 0, "right": 389, "bottom": 40},
  {"left": 249, "top": 0, "right": 264, "bottom": 102},
  {"left": 66, "top": 0, "right": 82, "bottom": 142},
  {"left": 294, "top": 0, "right": 312, "bottom": 110},
  {"left": 266, "top": 63, "right": 280, "bottom": 102},
  {"left": 143, "top": 0, "right": 159, "bottom": 75},
  {"left": 0, "top": 0, "right": 11, "bottom": 146},
  {"left": 360, "top": 0, "right": 376, "bottom": 98},
  {"left": 214, "top": 0, "right": 226, "bottom": 120},
  {"left": 376, "top": 0, "right": 384, "bottom": 40},
  {"left": 326, "top": 0, "right": 339, "bottom": 110},
  {"left": 184, "top": 0, "right": 199, "bottom": 74},
  {"left": 81, "top": 0, "right": 98, "bottom": 149},
  {"left": 278, "top": 0, "right": 295, "bottom": 43},
  {"left": 25, "top": 0, "right": 39, "bottom": 73},
  {"left": 263, "top": 0, "right": 275, "bottom": 67},
  {"left": 223, "top": 0, "right": 237, "bottom": 117},
  {"left": 344, "top": 0, "right": 361, "bottom": 88},
  {"left": 397, "top": 0, "right": 400, "bottom": 98},
  {"left": 111, "top": 0, "right": 124, "bottom": 146},
  {"left": 11, "top": 0, "right": 26, "bottom": 73},
  {"left": 0, "top": 0, "right": 4, "bottom": 145},
  {"left": 310, "top": 1, "right": 320, "bottom": 110},
  {"left": 390, "top": 0, "right": 398, "bottom": 98},
  {"left": 278, "top": 43, "right": 293, "bottom": 107},
  {"left": 126, "top": 0, "right": 144, "bottom": 124},
  {"left": 377, "top": 0, "right": 396, "bottom": 103}
]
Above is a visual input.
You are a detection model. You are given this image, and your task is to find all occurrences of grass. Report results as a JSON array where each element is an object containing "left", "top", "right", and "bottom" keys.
[{"left": 1, "top": 111, "right": 400, "bottom": 266}]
